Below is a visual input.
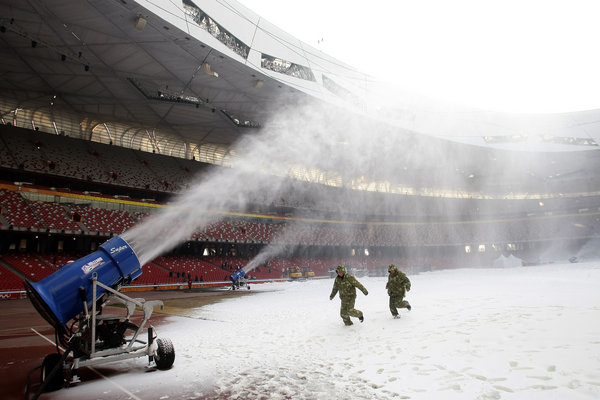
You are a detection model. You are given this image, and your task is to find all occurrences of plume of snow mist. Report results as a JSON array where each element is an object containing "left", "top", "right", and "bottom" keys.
[
  {"left": 121, "top": 95, "right": 511, "bottom": 267},
  {"left": 574, "top": 238, "right": 600, "bottom": 262},
  {"left": 243, "top": 241, "right": 287, "bottom": 274},
  {"left": 122, "top": 98, "right": 396, "bottom": 265},
  {"left": 122, "top": 166, "right": 288, "bottom": 266}
]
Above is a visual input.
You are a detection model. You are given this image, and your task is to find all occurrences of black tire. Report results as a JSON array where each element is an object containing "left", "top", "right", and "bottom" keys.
[
  {"left": 41, "top": 353, "right": 64, "bottom": 392},
  {"left": 155, "top": 338, "right": 175, "bottom": 370}
]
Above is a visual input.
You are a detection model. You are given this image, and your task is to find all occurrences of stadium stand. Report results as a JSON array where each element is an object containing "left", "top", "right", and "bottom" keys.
[
  {"left": 0, "top": 189, "right": 45, "bottom": 230},
  {"left": 28, "top": 201, "right": 82, "bottom": 232},
  {"left": 1, "top": 124, "right": 600, "bottom": 293},
  {"left": 0, "top": 265, "right": 23, "bottom": 292},
  {"left": 69, "top": 205, "right": 135, "bottom": 235}
]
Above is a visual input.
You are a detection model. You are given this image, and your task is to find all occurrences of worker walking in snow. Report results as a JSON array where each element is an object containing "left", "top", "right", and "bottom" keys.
[
  {"left": 386, "top": 264, "right": 411, "bottom": 318},
  {"left": 329, "top": 265, "right": 368, "bottom": 326}
]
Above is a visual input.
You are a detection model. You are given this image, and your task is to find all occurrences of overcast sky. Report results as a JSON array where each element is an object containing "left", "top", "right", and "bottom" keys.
[{"left": 241, "top": 0, "right": 600, "bottom": 114}]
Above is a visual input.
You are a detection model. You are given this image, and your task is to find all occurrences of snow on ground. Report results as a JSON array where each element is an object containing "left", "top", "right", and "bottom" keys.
[{"left": 47, "top": 262, "right": 600, "bottom": 399}]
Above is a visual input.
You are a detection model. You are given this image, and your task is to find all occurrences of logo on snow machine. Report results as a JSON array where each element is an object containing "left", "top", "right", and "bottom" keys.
[
  {"left": 110, "top": 245, "right": 128, "bottom": 255},
  {"left": 81, "top": 257, "right": 103, "bottom": 274}
]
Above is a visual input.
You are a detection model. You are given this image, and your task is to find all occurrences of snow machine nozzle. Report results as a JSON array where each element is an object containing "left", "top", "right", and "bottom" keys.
[{"left": 24, "top": 236, "right": 142, "bottom": 330}]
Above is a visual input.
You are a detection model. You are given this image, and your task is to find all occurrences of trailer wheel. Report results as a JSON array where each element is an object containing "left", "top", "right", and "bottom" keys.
[
  {"left": 41, "top": 353, "right": 64, "bottom": 392},
  {"left": 155, "top": 338, "right": 175, "bottom": 370}
]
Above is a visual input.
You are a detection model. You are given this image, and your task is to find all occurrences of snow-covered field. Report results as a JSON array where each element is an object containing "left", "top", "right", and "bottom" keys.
[{"left": 47, "top": 262, "right": 600, "bottom": 399}]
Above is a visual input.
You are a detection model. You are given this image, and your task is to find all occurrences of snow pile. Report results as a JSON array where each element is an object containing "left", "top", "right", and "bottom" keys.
[{"left": 48, "top": 262, "right": 600, "bottom": 399}]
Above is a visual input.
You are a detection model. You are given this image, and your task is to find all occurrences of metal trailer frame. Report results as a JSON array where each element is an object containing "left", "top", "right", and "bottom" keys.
[{"left": 32, "top": 276, "right": 175, "bottom": 399}]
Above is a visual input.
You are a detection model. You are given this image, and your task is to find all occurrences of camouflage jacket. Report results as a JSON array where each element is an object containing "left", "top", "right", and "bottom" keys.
[
  {"left": 330, "top": 274, "right": 368, "bottom": 299},
  {"left": 386, "top": 270, "right": 411, "bottom": 296}
]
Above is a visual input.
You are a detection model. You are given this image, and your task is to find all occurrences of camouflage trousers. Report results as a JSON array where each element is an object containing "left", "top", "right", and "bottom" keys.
[
  {"left": 339, "top": 296, "right": 363, "bottom": 326},
  {"left": 389, "top": 294, "right": 409, "bottom": 316}
]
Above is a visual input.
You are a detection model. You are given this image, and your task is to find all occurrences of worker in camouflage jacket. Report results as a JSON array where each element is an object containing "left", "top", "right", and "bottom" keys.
[
  {"left": 329, "top": 265, "right": 368, "bottom": 326},
  {"left": 386, "top": 264, "right": 411, "bottom": 318}
]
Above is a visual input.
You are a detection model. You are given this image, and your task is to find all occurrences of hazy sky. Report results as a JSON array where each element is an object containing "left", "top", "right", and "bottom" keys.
[{"left": 241, "top": 0, "right": 600, "bottom": 114}]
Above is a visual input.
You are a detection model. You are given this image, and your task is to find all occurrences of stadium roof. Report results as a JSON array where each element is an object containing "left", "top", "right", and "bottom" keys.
[{"left": 0, "top": 0, "right": 320, "bottom": 146}]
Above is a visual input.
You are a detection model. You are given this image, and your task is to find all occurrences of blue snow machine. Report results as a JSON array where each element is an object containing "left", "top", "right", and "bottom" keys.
[
  {"left": 23, "top": 236, "right": 175, "bottom": 398},
  {"left": 230, "top": 268, "right": 250, "bottom": 290}
]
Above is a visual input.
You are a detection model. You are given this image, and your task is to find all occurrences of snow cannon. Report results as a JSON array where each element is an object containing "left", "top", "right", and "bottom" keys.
[
  {"left": 24, "top": 235, "right": 142, "bottom": 331},
  {"left": 230, "top": 268, "right": 250, "bottom": 290},
  {"left": 230, "top": 268, "right": 246, "bottom": 283},
  {"left": 23, "top": 236, "right": 175, "bottom": 395}
]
